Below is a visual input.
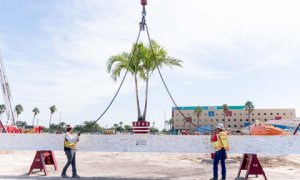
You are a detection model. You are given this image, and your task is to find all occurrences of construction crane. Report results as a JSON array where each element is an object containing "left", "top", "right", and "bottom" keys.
[{"left": 0, "top": 47, "right": 17, "bottom": 125}]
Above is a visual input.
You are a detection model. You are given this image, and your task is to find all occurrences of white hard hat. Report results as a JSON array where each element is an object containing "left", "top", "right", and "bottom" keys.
[{"left": 215, "top": 124, "right": 225, "bottom": 131}]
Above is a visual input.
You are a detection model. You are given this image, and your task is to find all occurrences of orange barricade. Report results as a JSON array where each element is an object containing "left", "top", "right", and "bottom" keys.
[
  {"left": 237, "top": 153, "right": 267, "bottom": 180},
  {"left": 28, "top": 150, "right": 58, "bottom": 176}
]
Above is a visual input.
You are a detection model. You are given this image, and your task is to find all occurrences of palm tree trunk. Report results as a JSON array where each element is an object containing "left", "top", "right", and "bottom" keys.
[
  {"left": 248, "top": 113, "right": 251, "bottom": 131},
  {"left": 142, "top": 73, "right": 150, "bottom": 121},
  {"left": 32, "top": 115, "right": 35, "bottom": 126},
  {"left": 49, "top": 114, "right": 52, "bottom": 128},
  {"left": 134, "top": 75, "right": 142, "bottom": 121}
]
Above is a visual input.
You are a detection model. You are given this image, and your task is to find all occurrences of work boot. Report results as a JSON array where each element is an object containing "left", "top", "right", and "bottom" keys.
[
  {"left": 61, "top": 174, "right": 69, "bottom": 178},
  {"left": 209, "top": 178, "right": 217, "bottom": 180},
  {"left": 221, "top": 178, "right": 226, "bottom": 180},
  {"left": 72, "top": 174, "right": 80, "bottom": 178}
]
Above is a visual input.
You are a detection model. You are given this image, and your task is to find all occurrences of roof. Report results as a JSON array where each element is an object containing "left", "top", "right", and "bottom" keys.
[{"left": 267, "top": 118, "right": 300, "bottom": 128}]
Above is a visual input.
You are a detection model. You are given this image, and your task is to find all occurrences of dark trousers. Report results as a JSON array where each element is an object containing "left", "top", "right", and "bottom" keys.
[
  {"left": 62, "top": 150, "right": 77, "bottom": 176},
  {"left": 213, "top": 149, "right": 226, "bottom": 179}
]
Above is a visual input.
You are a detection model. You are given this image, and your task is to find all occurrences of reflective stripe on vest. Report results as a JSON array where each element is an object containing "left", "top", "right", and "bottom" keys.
[{"left": 213, "top": 131, "right": 229, "bottom": 151}]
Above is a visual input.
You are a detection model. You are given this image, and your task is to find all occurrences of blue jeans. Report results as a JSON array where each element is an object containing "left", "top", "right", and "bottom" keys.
[
  {"left": 213, "top": 149, "right": 226, "bottom": 179},
  {"left": 62, "top": 150, "right": 77, "bottom": 176}
]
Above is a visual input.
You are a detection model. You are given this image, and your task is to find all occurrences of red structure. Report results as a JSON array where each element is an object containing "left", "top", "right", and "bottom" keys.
[
  {"left": 237, "top": 153, "right": 267, "bottom": 180},
  {"left": 132, "top": 121, "right": 150, "bottom": 134},
  {"left": 141, "top": 0, "right": 147, "bottom": 6},
  {"left": 28, "top": 150, "right": 58, "bottom": 176}
]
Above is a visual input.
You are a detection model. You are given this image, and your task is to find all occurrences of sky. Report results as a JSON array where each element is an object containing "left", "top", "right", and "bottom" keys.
[{"left": 0, "top": 0, "right": 300, "bottom": 130}]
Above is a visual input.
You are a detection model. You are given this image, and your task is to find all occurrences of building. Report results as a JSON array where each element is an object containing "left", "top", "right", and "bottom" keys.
[{"left": 172, "top": 106, "right": 296, "bottom": 131}]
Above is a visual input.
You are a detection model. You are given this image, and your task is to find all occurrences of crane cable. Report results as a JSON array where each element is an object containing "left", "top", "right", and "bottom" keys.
[
  {"left": 144, "top": 23, "right": 211, "bottom": 132},
  {"left": 82, "top": 1, "right": 211, "bottom": 133},
  {"left": 80, "top": 29, "right": 143, "bottom": 133}
]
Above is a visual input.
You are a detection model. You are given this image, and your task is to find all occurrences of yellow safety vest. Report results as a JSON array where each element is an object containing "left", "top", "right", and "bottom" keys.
[
  {"left": 214, "top": 131, "right": 229, "bottom": 151},
  {"left": 64, "top": 135, "right": 78, "bottom": 150}
]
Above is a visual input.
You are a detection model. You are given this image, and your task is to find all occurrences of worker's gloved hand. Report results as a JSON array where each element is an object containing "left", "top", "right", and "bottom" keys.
[{"left": 77, "top": 131, "right": 81, "bottom": 136}]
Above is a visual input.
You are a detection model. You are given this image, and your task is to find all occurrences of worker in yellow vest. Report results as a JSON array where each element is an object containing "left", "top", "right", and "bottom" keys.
[
  {"left": 61, "top": 125, "right": 81, "bottom": 178},
  {"left": 210, "top": 124, "right": 229, "bottom": 180}
]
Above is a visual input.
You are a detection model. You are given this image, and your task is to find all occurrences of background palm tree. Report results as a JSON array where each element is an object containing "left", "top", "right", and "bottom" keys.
[
  {"left": 245, "top": 101, "right": 255, "bottom": 129},
  {"left": 107, "top": 43, "right": 145, "bottom": 121},
  {"left": 0, "top": 104, "right": 6, "bottom": 120},
  {"left": 49, "top": 105, "right": 57, "bottom": 127},
  {"left": 15, "top": 104, "right": 24, "bottom": 120},
  {"left": 32, "top": 107, "right": 40, "bottom": 126},
  {"left": 222, "top": 104, "right": 229, "bottom": 128},
  {"left": 168, "top": 118, "right": 174, "bottom": 130},
  {"left": 141, "top": 40, "right": 182, "bottom": 121},
  {"left": 194, "top": 106, "right": 202, "bottom": 127}
]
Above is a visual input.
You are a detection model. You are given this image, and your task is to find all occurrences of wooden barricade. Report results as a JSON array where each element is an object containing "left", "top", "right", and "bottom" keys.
[
  {"left": 237, "top": 153, "right": 267, "bottom": 180},
  {"left": 28, "top": 150, "right": 57, "bottom": 176}
]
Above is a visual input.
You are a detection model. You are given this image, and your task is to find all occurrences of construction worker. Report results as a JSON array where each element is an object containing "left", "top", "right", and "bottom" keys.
[
  {"left": 210, "top": 124, "right": 229, "bottom": 180},
  {"left": 61, "top": 125, "right": 81, "bottom": 178}
]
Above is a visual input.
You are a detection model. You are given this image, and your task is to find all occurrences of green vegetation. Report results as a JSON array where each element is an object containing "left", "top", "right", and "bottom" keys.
[
  {"left": 107, "top": 40, "right": 182, "bottom": 122},
  {"left": 49, "top": 105, "right": 57, "bottom": 127},
  {"left": 15, "top": 104, "right": 24, "bottom": 120}
]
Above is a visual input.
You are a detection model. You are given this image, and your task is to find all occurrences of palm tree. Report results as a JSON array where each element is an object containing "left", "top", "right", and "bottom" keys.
[
  {"left": 119, "top": 121, "right": 123, "bottom": 128},
  {"left": 194, "top": 106, "right": 202, "bottom": 127},
  {"left": 221, "top": 104, "right": 229, "bottom": 128},
  {"left": 107, "top": 43, "right": 145, "bottom": 121},
  {"left": 32, "top": 107, "right": 40, "bottom": 126},
  {"left": 168, "top": 118, "right": 174, "bottom": 130},
  {"left": 15, "top": 104, "right": 24, "bottom": 120},
  {"left": 0, "top": 104, "right": 6, "bottom": 120},
  {"left": 141, "top": 40, "right": 182, "bottom": 121},
  {"left": 245, "top": 101, "right": 255, "bottom": 128},
  {"left": 49, "top": 105, "right": 57, "bottom": 127}
]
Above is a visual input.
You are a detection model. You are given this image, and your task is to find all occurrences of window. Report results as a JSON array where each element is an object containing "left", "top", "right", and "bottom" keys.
[
  {"left": 240, "top": 125, "right": 243, "bottom": 127},
  {"left": 234, "top": 119, "right": 237, "bottom": 121},
  {"left": 265, "top": 119, "right": 267, "bottom": 121},
  {"left": 283, "top": 113, "right": 286, "bottom": 115},
  {"left": 252, "top": 113, "right": 254, "bottom": 115},
  {"left": 258, "top": 113, "right": 261, "bottom": 115},
  {"left": 252, "top": 119, "right": 255, "bottom": 122},
  {"left": 205, "top": 113, "right": 207, "bottom": 116},
  {"left": 228, "top": 125, "right": 231, "bottom": 128},
  {"left": 270, "top": 113, "right": 273, "bottom": 115},
  {"left": 246, "top": 119, "right": 249, "bottom": 121},
  {"left": 222, "top": 119, "right": 225, "bottom": 121},
  {"left": 264, "top": 113, "right": 267, "bottom": 115},
  {"left": 234, "top": 125, "right": 237, "bottom": 127},
  {"left": 228, "top": 119, "right": 231, "bottom": 122},
  {"left": 240, "top": 119, "right": 243, "bottom": 122},
  {"left": 240, "top": 113, "right": 242, "bottom": 115},
  {"left": 216, "top": 119, "right": 219, "bottom": 121},
  {"left": 211, "top": 119, "right": 213, "bottom": 122},
  {"left": 277, "top": 113, "right": 279, "bottom": 115}
]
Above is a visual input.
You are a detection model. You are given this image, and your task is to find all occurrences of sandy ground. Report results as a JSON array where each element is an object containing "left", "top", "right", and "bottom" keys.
[{"left": 0, "top": 150, "right": 300, "bottom": 180}]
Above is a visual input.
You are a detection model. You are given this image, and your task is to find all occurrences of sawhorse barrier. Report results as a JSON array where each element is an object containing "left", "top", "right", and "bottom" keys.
[
  {"left": 28, "top": 150, "right": 58, "bottom": 176},
  {"left": 237, "top": 153, "right": 267, "bottom": 180}
]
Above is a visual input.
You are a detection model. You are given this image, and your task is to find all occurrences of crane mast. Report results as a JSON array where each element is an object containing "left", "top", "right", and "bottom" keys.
[{"left": 0, "top": 47, "right": 17, "bottom": 125}]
